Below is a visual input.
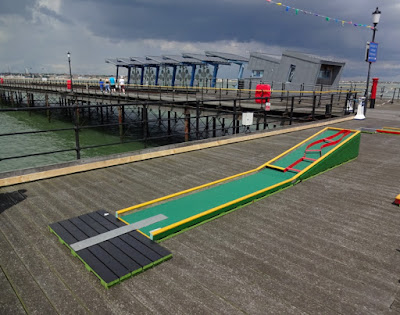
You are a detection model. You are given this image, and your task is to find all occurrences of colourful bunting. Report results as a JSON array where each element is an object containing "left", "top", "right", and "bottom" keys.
[{"left": 265, "top": 0, "right": 374, "bottom": 30}]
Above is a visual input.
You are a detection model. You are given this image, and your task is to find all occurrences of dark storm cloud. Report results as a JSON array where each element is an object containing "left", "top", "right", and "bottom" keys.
[
  {"left": 63, "top": 0, "right": 394, "bottom": 56},
  {"left": 54, "top": 0, "right": 398, "bottom": 79},
  {"left": 64, "top": 0, "right": 269, "bottom": 42},
  {"left": 1, "top": 0, "right": 397, "bottom": 79}
]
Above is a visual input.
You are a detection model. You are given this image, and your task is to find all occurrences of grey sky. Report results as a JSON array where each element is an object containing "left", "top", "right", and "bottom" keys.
[{"left": 0, "top": 0, "right": 398, "bottom": 81}]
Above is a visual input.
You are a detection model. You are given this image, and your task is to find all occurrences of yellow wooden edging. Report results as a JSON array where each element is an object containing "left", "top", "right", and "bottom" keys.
[
  {"left": 117, "top": 217, "right": 129, "bottom": 225},
  {"left": 116, "top": 125, "right": 357, "bottom": 218},
  {"left": 116, "top": 168, "right": 257, "bottom": 216},
  {"left": 118, "top": 127, "right": 359, "bottom": 217},
  {"left": 150, "top": 177, "right": 294, "bottom": 239},
  {"left": 150, "top": 128, "right": 360, "bottom": 239}
]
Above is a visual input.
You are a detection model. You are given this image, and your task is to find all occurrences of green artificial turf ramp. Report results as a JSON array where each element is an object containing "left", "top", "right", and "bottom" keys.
[
  {"left": 119, "top": 128, "right": 360, "bottom": 242},
  {"left": 270, "top": 129, "right": 354, "bottom": 171},
  {"left": 123, "top": 168, "right": 293, "bottom": 239},
  {"left": 298, "top": 132, "right": 360, "bottom": 181}
]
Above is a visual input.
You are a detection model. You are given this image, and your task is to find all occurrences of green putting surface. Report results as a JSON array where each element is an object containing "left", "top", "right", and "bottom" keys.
[
  {"left": 120, "top": 128, "right": 360, "bottom": 241},
  {"left": 122, "top": 168, "right": 293, "bottom": 236}
]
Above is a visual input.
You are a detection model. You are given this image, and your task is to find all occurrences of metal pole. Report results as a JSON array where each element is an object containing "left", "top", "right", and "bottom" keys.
[
  {"left": 233, "top": 100, "right": 237, "bottom": 134},
  {"left": 196, "top": 101, "right": 200, "bottom": 140},
  {"left": 391, "top": 88, "right": 396, "bottom": 104},
  {"left": 212, "top": 116, "right": 216, "bottom": 138},
  {"left": 311, "top": 91, "right": 316, "bottom": 120},
  {"left": 365, "top": 23, "right": 378, "bottom": 108},
  {"left": 184, "top": 107, "right": 190, "bottom": 142},
  {"left": 289, "top": 97, "right": 294, "bottom": 125},
  {"left": 74, "top": 101, "right": 81, "bottom": 159},
  {"left": 344, "top": 92, "right": 350, "bottom": 114},
  {"left": 67, "top": 52, "right": 73, "bottom": 92}
]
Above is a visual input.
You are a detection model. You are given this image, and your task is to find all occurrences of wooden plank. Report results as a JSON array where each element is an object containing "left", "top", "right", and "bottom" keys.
[
  {"left": 77, "top": 249, "right": 119, "bottom": 284},
  {"left": 0, "top": 116, "right": 354, "bottom": 188},
  {"left": 0, "top": 266, "right": 26, "bottom": 315},
  {"left": 71, "top": 214, "right": 167, "bottom": 252},
  {"left": 78, "top": 213, "right": 109, "bottom": 234},
  {"left": 130, "top": 231, "right": 172, "bottom": 258},
  {"left": 87, "top": 245, "right": 130, "bottom": 278},
  {"left": 0, "top": 216, "right": 73, "bottom": 314},
  {"left": 49, "top": 222, "right": 78, "bottom": 245},
  {"left": 121, "top": 233, "right": 162, "bottom": 262},
  {"left": 98, "top": 241, "right": 142, "bottom": 272},
  {"left": 97, "top": 210, "right": 126, "bottom": 227},
  {"left": 59, "top": 220, "right": 89, "bottom": 242},
  {"left": 69, "top": 217, "right": 98, "bottom": 238},
  {"left": 87, "top": 211, "right": 120, "bottom": 231},
  {"left": 109, "top": 237, "right": 152, "bottom": 267}
]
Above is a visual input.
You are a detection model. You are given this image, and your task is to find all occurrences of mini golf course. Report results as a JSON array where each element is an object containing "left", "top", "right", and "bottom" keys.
[
  {"left": 117, "top": 127, "right": 361, "bottom": 241},
  {"left": 49, "top": 127, "right": 360, "bottom": 288}
]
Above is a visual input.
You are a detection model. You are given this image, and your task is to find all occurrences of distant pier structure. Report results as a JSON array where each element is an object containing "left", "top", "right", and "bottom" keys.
[
  {"left": 246, "top": 50, "right": 346, "bottom": 91},
  {"left": 105, "top": 51, "right": 249, "bottom": 88},
  {"left": 0, "top": 50, "right": 356, "bottom": 164},
  {"left": 0, "top": 77, "right": 297, "bottom": 159}
]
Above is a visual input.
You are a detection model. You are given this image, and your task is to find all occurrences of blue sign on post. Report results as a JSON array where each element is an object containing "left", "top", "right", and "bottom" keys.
[{"left": 368, "top": 42, "right": 378, "bottom": 62}]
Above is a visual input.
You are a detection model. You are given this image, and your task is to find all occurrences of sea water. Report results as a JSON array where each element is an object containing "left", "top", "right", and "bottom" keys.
[{"left": 0, "top": 110, "right": 148, "bottom": 174}]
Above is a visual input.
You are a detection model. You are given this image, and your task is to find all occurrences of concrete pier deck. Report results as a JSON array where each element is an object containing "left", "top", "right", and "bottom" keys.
[{"left": 1, "top": 101, "right": 399, "bottom": 314}]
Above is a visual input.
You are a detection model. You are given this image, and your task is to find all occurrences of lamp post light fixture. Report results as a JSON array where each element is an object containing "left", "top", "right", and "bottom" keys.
[
  {"left": 364, "top": 7, "right": 381, "bottom": 107},
  {"left": 67, "top": 51, "right": 73, "bottom": 92}
]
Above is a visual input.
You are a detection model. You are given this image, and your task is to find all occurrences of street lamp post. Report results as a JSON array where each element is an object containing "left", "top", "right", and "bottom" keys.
[
  {"left": 67, "top": 51, "right": 73, "bottom": 92},
  {"left": 364, "top": 7, "right": 381, "bottom": 108}
]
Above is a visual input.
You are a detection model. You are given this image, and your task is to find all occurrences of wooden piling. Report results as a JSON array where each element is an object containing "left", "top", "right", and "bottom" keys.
[
  {"left": 118, "top": 104, "right": 123, "bottom": 141},
  {"left": 196, "top": 101, "right": 200, "bottom": 140},
  {"left": 205, "top": 116, "right": 209, "bottom": 138},
  {"left": 184, "top": 107, "right": 190, "bottom": 142},
  {"left": 212, "top": 117, "right": 216, "bottom": 137},
  {"left": 46, "top": 94, "right": 51, "bottom": 122},
  {"left": 167, "top": 111, "right": 171, "bottom": 135}
]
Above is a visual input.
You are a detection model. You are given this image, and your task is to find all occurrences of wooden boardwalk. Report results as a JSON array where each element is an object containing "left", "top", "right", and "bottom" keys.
[
  {"left": 1, "top": 102, "right": 399, "bottom": 314},
  {"left": 0, "top": 81, "right": 349, "bottom": 115}
]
